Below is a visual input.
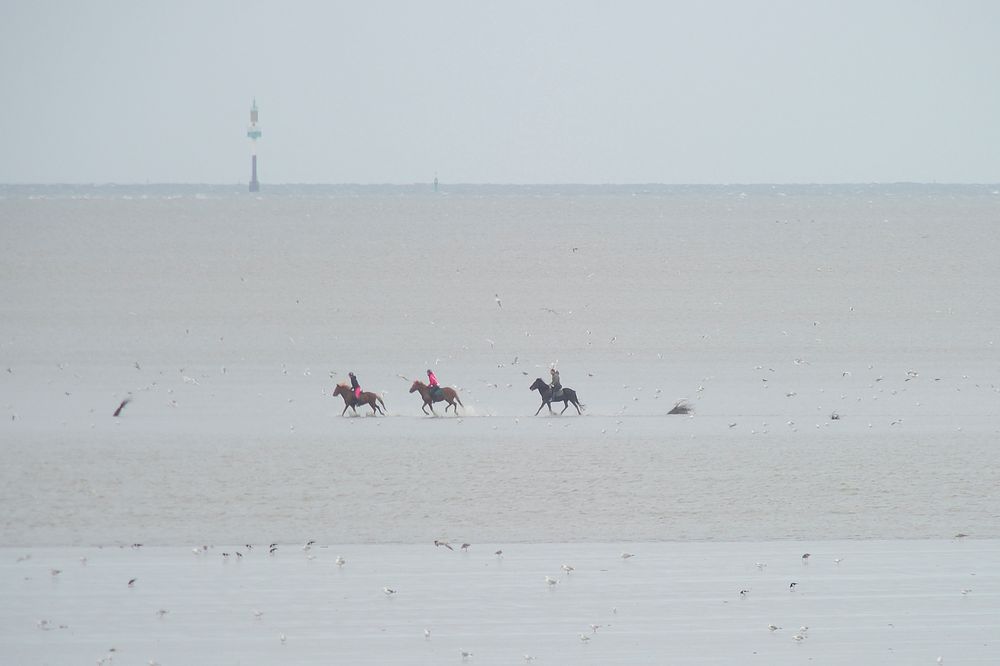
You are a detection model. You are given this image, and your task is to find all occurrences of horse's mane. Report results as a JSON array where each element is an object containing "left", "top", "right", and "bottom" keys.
[{"left": 337, "top": 382, "right": 349, "bottom": 388}]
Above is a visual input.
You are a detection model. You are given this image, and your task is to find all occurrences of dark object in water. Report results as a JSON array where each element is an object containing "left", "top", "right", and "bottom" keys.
[
  {"left": 667, "top": 400, "right": 693, "bottom": 415},
  {"left": 113, "top": 397, "right": 131, "bottom": 417}
]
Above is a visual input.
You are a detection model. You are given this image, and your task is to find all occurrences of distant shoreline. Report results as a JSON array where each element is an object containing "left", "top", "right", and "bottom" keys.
[{"left": 2, "top": 182, "right": 998, "bottom": 198}]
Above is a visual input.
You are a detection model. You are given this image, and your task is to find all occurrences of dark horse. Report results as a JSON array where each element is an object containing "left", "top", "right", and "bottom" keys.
[
  {"left": 530, "top": 377, "right": 584, "bottom": 415},
  {"left": 333, "top": 383, "right": 386, "bottom": 416},
  {"left": 409, "top": 380, "right": 464, "bottom": 415}
]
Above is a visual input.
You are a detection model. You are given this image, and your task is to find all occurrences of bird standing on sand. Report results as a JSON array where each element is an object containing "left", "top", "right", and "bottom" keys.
[
  {"left": 335, "top": 556, "right": 346, "bottom": 567},
  {"left": 434, "top": 540, "right": 454, "bottom": 551},
  {"left": 495, "top": 294, "right": 502, "bottom": 309},
  {"left": 383, "top": 587, "right": 397, "bottom": 596},
  {"left": 621, "top": 552, "right": 634, "bottom": 559}
]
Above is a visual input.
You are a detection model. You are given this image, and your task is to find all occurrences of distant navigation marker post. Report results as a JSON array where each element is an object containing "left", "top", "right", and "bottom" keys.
[{"left": 247, "top": 98, "right": 262, "bottom": 192}]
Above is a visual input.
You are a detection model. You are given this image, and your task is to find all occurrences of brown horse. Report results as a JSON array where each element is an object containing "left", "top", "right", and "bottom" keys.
[
  {"left": 409, "top": 380, "right": 464, "bottom": 415},
  {"left": 530, "top": 377, "right": 584, "bottom": 415},
  {"left": 333, "top": 383, "right": 386, "bottom": 416}
]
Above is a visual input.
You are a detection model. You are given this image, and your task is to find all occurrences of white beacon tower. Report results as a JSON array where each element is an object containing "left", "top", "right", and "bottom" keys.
[{"left": 247, "top": 98, "right": 262, "bottom": 192}]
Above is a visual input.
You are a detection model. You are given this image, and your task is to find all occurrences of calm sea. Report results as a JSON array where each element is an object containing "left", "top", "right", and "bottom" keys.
[{"left": 2, "top": 184, "right": 998, "bottom": 546}]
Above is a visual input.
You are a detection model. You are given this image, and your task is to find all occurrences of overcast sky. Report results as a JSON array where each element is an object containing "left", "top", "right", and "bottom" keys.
[{"left": 2, "top": 1, "right": 998, "bottom": 184}]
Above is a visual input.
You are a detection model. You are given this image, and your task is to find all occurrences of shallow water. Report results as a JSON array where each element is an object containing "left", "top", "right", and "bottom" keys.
[
  {"left": 2, "top": 539, "right": 997, "bottom": 665},
  {"left": 3, "top": 185, "right": 1000, "bottom": 665},
  {"left": 2, "top": 185, "right": 999, "bottom": 546},
  {"left": 3, "top": 416, "right": 998, "bottom": 547}
]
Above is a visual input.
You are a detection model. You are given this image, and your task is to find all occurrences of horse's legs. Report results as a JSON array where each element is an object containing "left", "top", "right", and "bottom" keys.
[
  {"left": 535, "top": 401, "right": 545, "bottom": 416},
  {"left": 573, "top": 399, "right": 582, "bottom": 415},
  {"left": 341, "top": 404, "right": 349, "bottom": 416},
  {"left": 560, "top": 402, "right": 569, "bottom": 414}
]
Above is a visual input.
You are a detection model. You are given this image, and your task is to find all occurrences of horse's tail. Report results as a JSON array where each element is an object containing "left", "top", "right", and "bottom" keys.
[
  {"left": 454, "top": 393, "right": 464, "bottom": 407},
  {"left": 377, "top": 395, "right": 386, "bottom": 410}
]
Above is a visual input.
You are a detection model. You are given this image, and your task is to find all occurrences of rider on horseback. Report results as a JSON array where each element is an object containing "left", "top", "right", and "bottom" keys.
[
  {"left": 427, "top": 369, "right": 442, "bottom": 399},
  {"left": 349, "top": 372, "right": 362, "bottom": 403},
  {"left": 549, "top": 368, "right": 562, "bottom": 400}
]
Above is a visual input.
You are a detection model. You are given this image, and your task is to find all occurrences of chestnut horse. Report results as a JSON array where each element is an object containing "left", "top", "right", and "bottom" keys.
[
  {"left": 333, "top": 383, "right": 386, "bottom": 416},
  {"left": 529, "top": 377, "right": 583, "bottom": 415},
  {"left": 409, "top": 380, "right": 464, "bottom": 415}
]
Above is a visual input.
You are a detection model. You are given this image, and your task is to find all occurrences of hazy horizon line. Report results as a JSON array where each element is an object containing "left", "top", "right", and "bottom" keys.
[{"left": 2, "top": 180, "right": 998, "bottom": 187}]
